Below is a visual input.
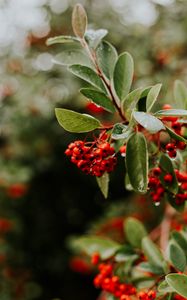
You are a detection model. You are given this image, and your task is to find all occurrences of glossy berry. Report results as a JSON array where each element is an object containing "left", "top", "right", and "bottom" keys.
[
  {"left": 165, "top": 143, "right": 176, "bottom": 152},
  {"left": 168, "top": 150, "right": 177, "bottom": 158},
  {"left": 120, "top": 145, "right": 126, "bottom": 157},
  {"left": 65, "top": 139, "right": 117, "bottom": 177},
  {"left": 164, "top": 174, "right": 173, "bottom": 183}
]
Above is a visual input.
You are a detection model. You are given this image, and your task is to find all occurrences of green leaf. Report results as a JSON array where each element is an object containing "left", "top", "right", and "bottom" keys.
[
  {"left": 142, "top": 237, "right": 164, "bottom": 268},
  {"left": 169, "top": 241, "right": 186, "bottom": 272},
  {"left": 166, "top": 126, "right": 187, "bottom": 143},
  {"left": 133, "top": 111, "right": 165, "bottom": 134},
  {"left": 115, "top": 245, "right": 138, "bottom": 262},
  {"left": 113, "top": 52, "right": 134, "bottom": 100},
  {"left": 122, "top": 88, "right": 143, "bottom": 120},
  {"left": 159, "top": 154, "right": 178, "bottom": 194},
  {"left": 46, "top": 35, "right": 79, "bottom": 46},
  {"left": 171, "top": 231, "right": 187, "bottom": 254},
  {"left": 72, "top": 4, "right": 87, "bottom": 38},
  {"left": 68, "top": 65, "right": 106, "bottom": 92},
  {"left": 138, "top": 262, "right": 164, "bottom": 275},
  {"left": 155, "top": 109, "right": 187, "bottom": 117},
  {"left": 111, "top": 123, "right": 132, "bottom": 140},
  {"left": 96, "top": 41, "right": 118, "bottom": 79},
  {"left": 124, "top": 217, "right": 147, "bottom": 248},
  {"left": 73, "top": 236, "right": 120, "bottom": 260},
  {"left": 174, "top": 80, "right": 187, "bottom": 109},
  {"left": 55, "top": 108, "right": 101, "bottom": 133},
  {"left": 158, "top": 280, "right": 175, "bottom": 293},
  {"left": 53, "top": 49, "right": 91, "bottom": 66},
  {"left": 85, "top": 29, "right": 108, "bottom": 49},
  {"left": 140, "top": 86, "right": 153, "bottom": 99},
  {"left": 126, "top": 132, "right": 148, "bottom": 193},
  {"left": 80, "top": 88, "right": 115, "bottom": 113},
  {"left": 166, "top": 273, "right": 187, "bottom": 298},
  {"left": 96, "top": 173, "right": 109, "bottom": 198},
  {"left": 146, "top": 83, "right": 162, "bottom": 112}
]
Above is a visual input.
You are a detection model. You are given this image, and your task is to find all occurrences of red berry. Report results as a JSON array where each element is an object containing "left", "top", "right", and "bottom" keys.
[
  {"left": 168, "top": 150, "right": 177, "bottom": 158},
  {"left": 176, "top": 141, "right": 186, "bottom": 150},
  {"left": 165, "top": 143, "right": 176, "bottom": 151},
  {"left": 152, "top": 167, "right": 161, "bottom": 176},
  {"left": 120, "top": 145, "right": 126, "bottom": 157},
  {"left": 91, "top": 252, "right": 100, "bottom": 265},
  {"left": 172, "top": 122, "right": 181, "bottom": 131},
  {"left": 164, "top": 174, "right": 173, "bottom": 183},
  {"left": 147, "top": 290, "right": 156, "bottom": 300},
  {"left": 138, "top": 291, "right": 148, "bottom": 300},
  {"left": 148, "top": 177, "right": 159, "bottom": 187},
  {"left": 181, "top": 182, "right": 187, "bottom": 190},
  {"left": 152, "top": 194, "right": 161, "bottom": 203}
]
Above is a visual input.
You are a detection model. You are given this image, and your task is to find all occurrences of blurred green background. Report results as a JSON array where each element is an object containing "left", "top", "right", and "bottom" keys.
[{"left": 0, "top": 0, "right": 187, "bottom": 299}]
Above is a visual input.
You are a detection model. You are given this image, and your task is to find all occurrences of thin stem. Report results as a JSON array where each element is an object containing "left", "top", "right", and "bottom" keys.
[{"left": 80, "top": 38, "right": 126, "bottom": 122}]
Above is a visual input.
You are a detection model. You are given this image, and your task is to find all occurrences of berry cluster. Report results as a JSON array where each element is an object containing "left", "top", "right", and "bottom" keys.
[
  {"left": 138, "top": 290, "right": 156, "bottom": 300},
  {"left": 91, "top": 254, "right": 156, "bottom": 300},
  {"left": 93, "top": 261, "right": 136, "bottom": 300},
  {"left": 65, "top": 140, "right": 117, "bottom": 177},
  {"left": 148, "top": 167, "right": 165, "bottom": 204},
  {"left": 174, "top": 170, "right": 187, "bottom": 204},
  {"left": 165, "top": 141, "right": 186, "bottom": 158},
  {"left": 149, "top": 167, "right": 187, "bottom": 205}
]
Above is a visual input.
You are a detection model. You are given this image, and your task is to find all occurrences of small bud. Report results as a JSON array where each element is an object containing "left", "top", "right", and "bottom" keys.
[{"left": 72, "top": 4, "right": 87, "bottom": 38}]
